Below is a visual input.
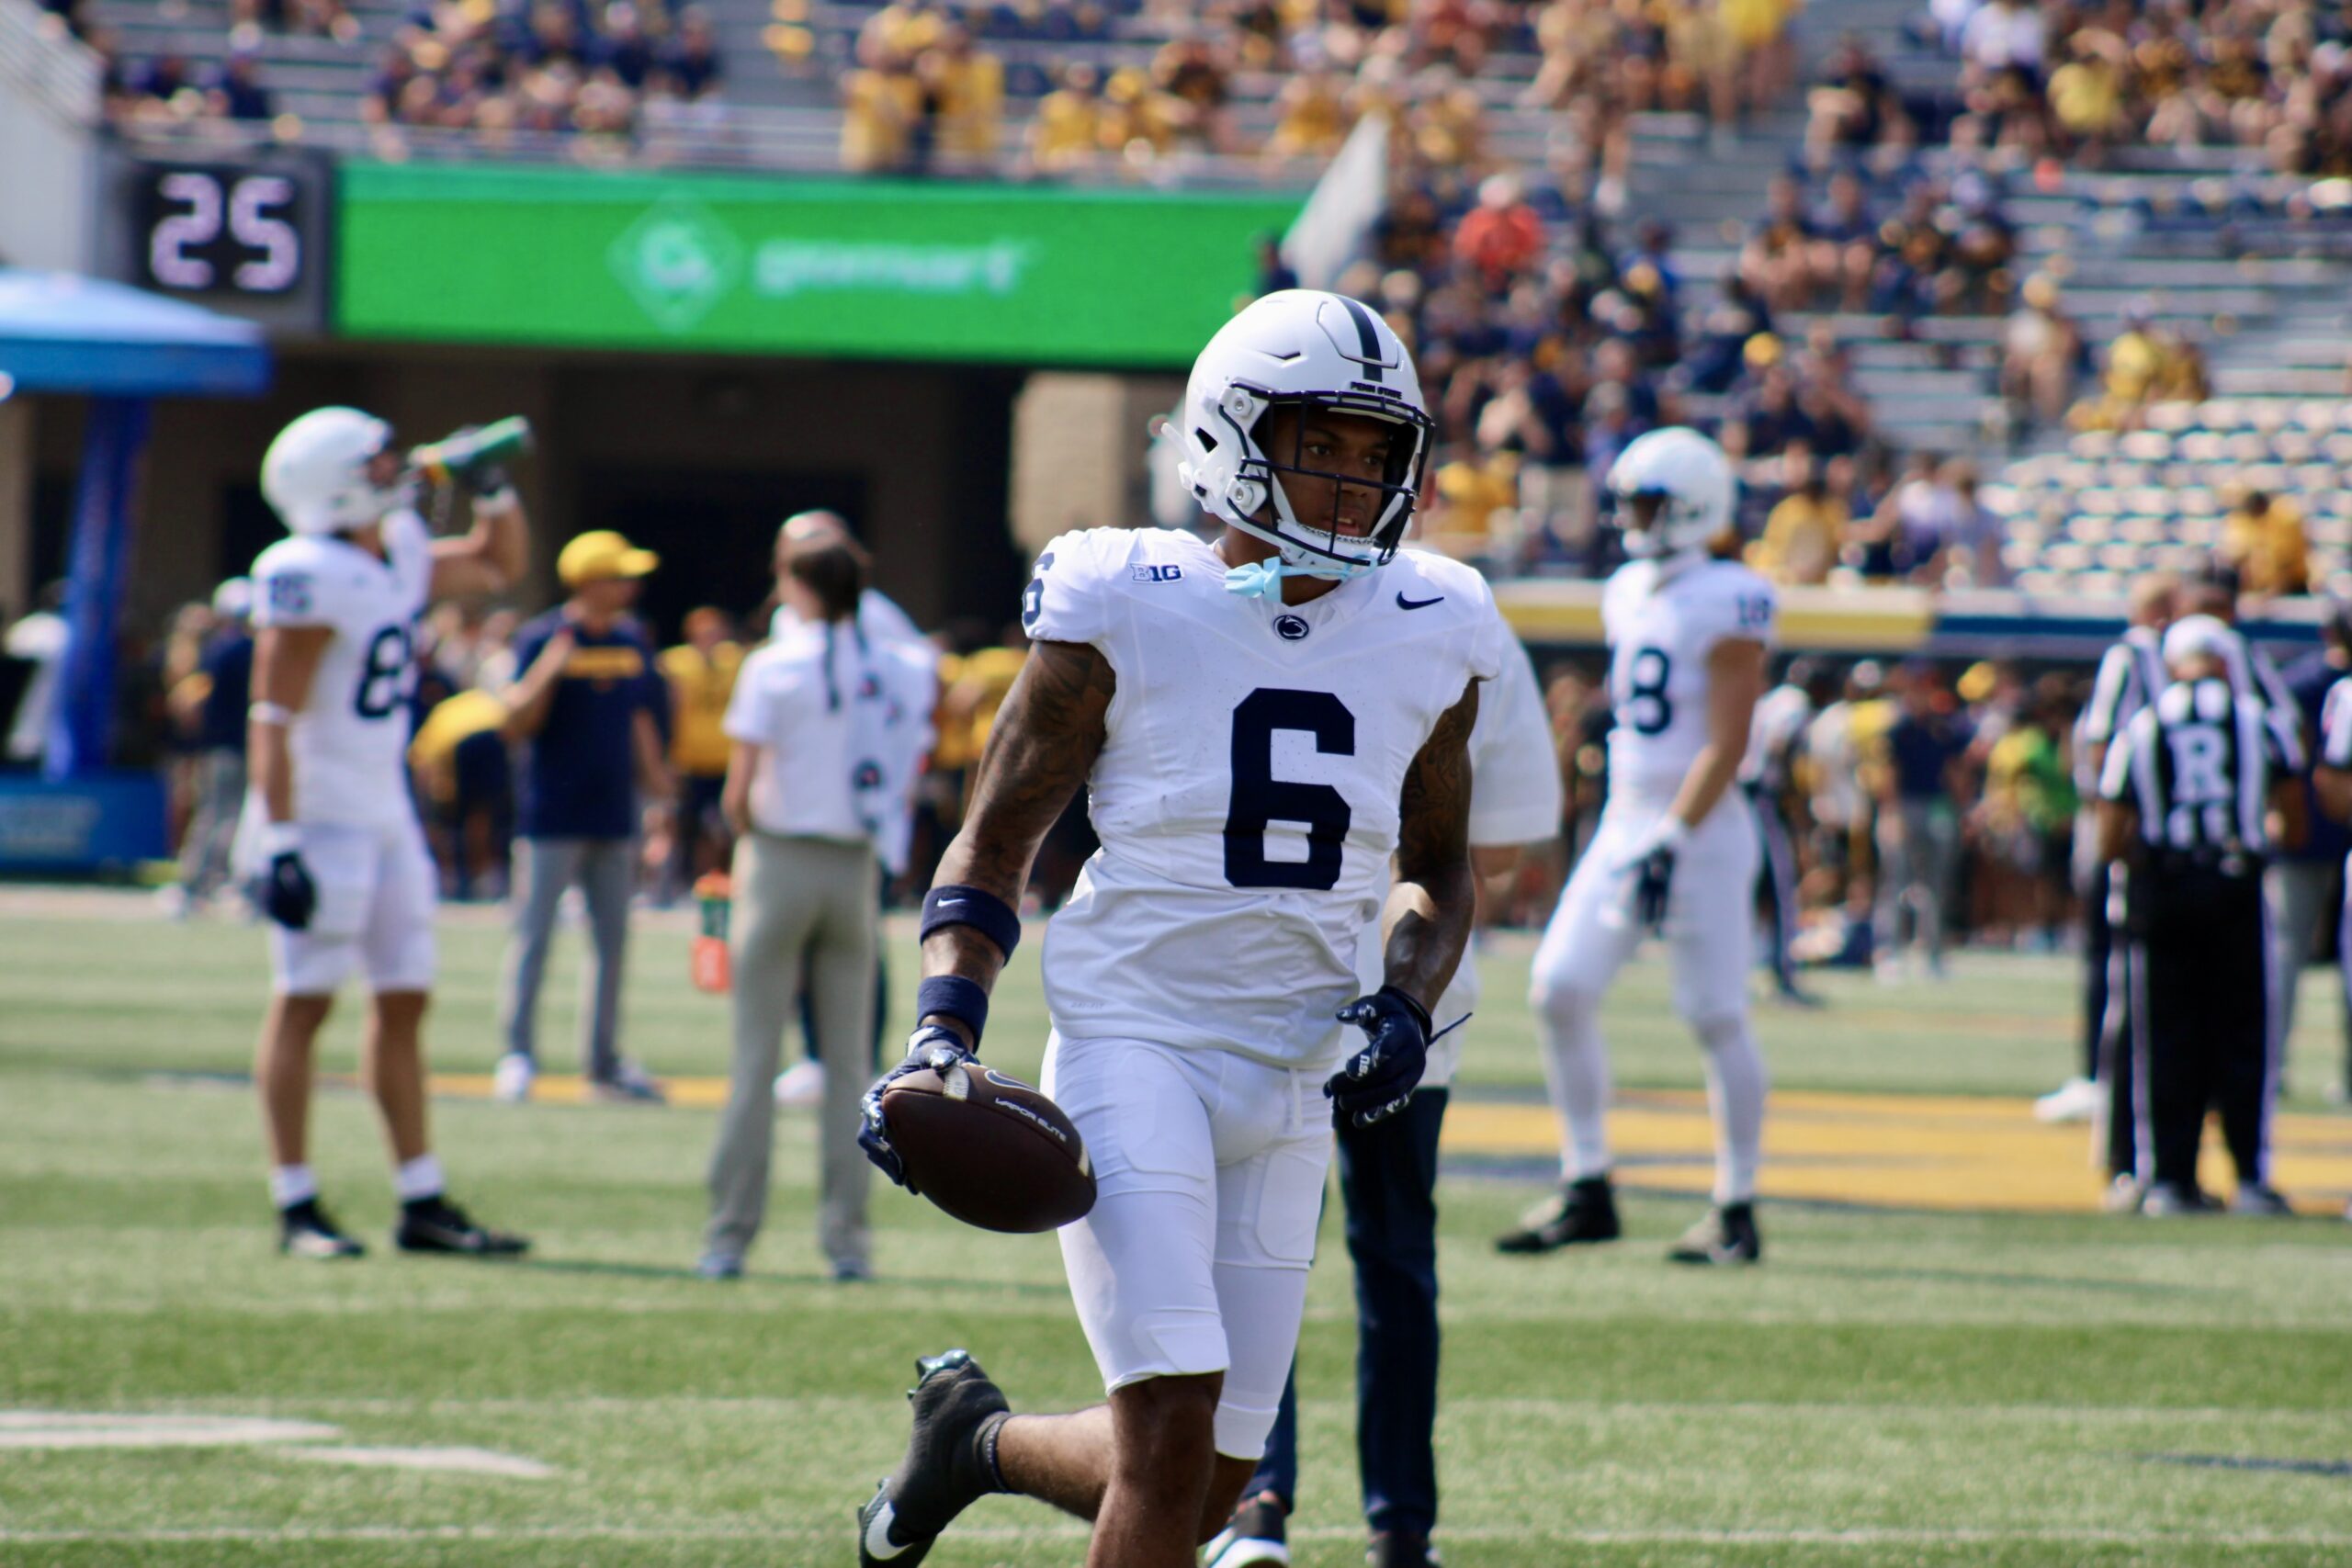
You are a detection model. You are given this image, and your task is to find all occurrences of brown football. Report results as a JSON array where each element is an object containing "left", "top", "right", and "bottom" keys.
[{"left": 879, "top": 1059, "right": 1097, "bottom": 1234}]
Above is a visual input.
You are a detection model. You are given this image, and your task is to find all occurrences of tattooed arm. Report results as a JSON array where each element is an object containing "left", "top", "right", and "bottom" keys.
[
  {"left": 919, "top": 638, "right": 1115, "bottom": 1043},
  {"left": 1380, "top": 679, "right": 1481, "bottom": 1012}
]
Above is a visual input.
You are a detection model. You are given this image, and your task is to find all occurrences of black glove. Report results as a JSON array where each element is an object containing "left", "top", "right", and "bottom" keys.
[
  {"left": 857, "top": 1024, "right": 974, "bottom": 1189},
  {"left": 1325, "top": 987, "right": 1433, "bottom": 1129},
  {"left": 1632, "top": 842, "right": 1676, "bottom": 935},
  {"left": 466, "top": 462, "right": 514, "bottom": 498},
  {"left": 259, "top": 845, "right": 317, "bottom": 931}
]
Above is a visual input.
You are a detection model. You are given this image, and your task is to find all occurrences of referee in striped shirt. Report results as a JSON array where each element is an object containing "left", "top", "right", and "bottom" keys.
[{"left": 2096, "top": 615, "right": 2303, "bottom": 1216}]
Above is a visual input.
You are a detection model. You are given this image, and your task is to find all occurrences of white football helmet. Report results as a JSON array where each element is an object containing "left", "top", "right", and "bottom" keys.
[
  {"left": 1177, "top": 289, "right": 1433, "bottom": 581},
  {"left": 1607, "top": 426, "right": 1735, "bottom": 561},
  {"left": 260, "top": 407, "right": 410, "bottom": 536}
]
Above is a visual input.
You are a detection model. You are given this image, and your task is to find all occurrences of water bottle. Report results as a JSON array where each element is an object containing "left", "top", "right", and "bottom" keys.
[
  {"left": 411, "top": 416, "right": 534, "bottom": 486},
  {"left": 691, "top": 871, "right": 733, "bottom": 994}
]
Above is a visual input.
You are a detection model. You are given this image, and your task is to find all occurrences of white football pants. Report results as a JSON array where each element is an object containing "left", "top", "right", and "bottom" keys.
[{"left": 1527, "top": 792, "right": 1768, "bottom": 1205}]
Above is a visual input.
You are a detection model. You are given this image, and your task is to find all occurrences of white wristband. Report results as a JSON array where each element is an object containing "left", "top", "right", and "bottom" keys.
[
  {"left": 475, "top": 486, "right": 520, "bottom": 512},
  {"left": 257, "top": 821, "right": 302, "bottom": 857},
  {"left": 249, "top": 701, "right": 293, "bottom": 728}
]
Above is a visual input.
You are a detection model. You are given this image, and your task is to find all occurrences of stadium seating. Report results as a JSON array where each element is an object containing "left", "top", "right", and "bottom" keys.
[
  {"left": 1986, "top": 385, "right": 2352, "bottom": 600},
  {"left": 77, "top": 0, "right": 2352, "bottom": 604}
]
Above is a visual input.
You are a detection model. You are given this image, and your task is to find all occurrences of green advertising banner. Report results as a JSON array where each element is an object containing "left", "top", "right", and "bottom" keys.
[{"left": 334, "top": 163, "right": 1306, "bottom": 367}]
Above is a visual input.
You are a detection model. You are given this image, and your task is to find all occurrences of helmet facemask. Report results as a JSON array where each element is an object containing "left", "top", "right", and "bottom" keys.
[
  {"left": 1213, "top": 384, "right": 1433, "bottom": 580},
  {"left": 1613, "top": 489, "right": 1679, "bottom": 558},
  {"left": 339, "top": 439, "right": 416, "bottom": 532}
]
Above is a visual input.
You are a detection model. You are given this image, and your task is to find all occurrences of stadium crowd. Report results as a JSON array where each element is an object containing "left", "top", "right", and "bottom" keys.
[
  {"left": 1921, "top": 0, "right": 2352, "bottom": 176},
  {"left": 84, "top": 0, "right": 724, "bottom": 147},
  {"left": 835, "top": 0, "right": 1803, "bottom": 180}
]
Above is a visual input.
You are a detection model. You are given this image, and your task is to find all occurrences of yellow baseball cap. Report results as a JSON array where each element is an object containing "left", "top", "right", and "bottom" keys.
[{"left": 558, "top": 530, "right": 659, "bottom": 586}]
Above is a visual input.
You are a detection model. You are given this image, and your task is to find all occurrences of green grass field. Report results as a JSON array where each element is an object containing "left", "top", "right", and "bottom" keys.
[{"left": 5, "top": 890, "right": 2352, "bottom": 1567}]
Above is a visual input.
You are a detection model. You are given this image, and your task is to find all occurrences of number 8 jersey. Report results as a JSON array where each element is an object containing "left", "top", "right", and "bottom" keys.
[
  {"left": 1602, "top": 556, "right": 1778, "bottom": 802},
  {"left": 1023, "top": 526, "right": 1503, "bottom": 1070},
  {"left": 249, "top": 508, "right": 433, "bottom": 828}
]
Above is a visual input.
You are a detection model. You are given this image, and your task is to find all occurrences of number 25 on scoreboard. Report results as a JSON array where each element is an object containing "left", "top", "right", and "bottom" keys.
[{"left": 141, "top": 169, "right": 302, "bottom": 296}]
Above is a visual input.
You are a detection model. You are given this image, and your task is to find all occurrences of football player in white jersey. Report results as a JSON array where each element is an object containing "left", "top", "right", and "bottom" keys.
[
  {"left": 243, "top": 406, "right": 531, "bottom": 1260},
  {"left": 1497, "top": 427, "right": 1778, "bottom": 1266},
  {"left": 1205, "top": 628, "right": 1562, "bottom": 1568},
  {"left": 850, "top": 290, "right": 1499, "bottom": 1568}
]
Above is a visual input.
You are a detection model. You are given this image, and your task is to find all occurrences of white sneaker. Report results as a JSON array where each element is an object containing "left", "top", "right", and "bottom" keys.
[
  {"left": 492, "top": 1053, "right": 536, "bottom": 1104},
  {"left": 2033, "top": 1077, "right": 2102, "bottom": 1124},
  {"left": 154, "top": 886, "right": 193, "bottom": 921},
  {"left": 773, "top": 1060, "right": 825, "bottom": 1108}
]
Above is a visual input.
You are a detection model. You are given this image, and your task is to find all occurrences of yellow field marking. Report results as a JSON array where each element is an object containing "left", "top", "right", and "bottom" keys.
[
  {"left": 1442, "top": 1089, "right": 2352, "bottom": 1214},
  {"left": 430, "top": 1073, "right": 734, "bottom": 1111},
  {"left": 424, "top": 1073, "right": 2352, "bottom": 1215}
]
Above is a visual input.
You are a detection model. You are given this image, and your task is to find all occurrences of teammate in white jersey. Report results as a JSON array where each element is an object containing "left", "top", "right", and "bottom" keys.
[
  {"left": 1498, "top": 427, "right": 1778, "bottom": 1266},
  {"left": 242, "top": 406, "right": 531, "bottom": 1261},
  {"left": 851, "top": 290, "right": 1498, "bottom": 1568}
]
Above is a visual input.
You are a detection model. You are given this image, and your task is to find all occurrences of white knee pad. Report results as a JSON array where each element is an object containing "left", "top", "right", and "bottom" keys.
[
  {"left": 1687, "top": 1011, "right": 1748, "bottom": 1055},
  {"left": 1531, "top": 974, "right": 1603, "bottom": 1034}
]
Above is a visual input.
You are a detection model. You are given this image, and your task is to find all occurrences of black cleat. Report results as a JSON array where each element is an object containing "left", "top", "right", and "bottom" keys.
[
  {"left": 1495, "top": 1176, "right": 1620, "bottom": 1253},
  {"left": 1367, "top": 1530, "right": 1442, "bottom": 1568},
  {"left": 2140, "top": 1182, "right": 2214, "bottom": 1217},
  {"left": 2229, "top": 1183, "right": 2293, "bottom": 1217},
  {"left": 393, "top": 1194, "right": 530, "bottom": 1257},
  {"left": 278, "top": 1198, "right": 365, "bottom": 1260},
  {"left": 1204, "top": 1490, "right": 1289, "bottom": 1567},
  {"left": 1667, "top": 1201, "right": 1761, "bottom": 1265},
  {"left": 858, "top": 1349, "right": 1011, "bottom": 1566}
]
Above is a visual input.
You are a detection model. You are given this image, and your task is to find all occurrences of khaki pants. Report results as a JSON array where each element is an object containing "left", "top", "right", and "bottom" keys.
[
  {"left": 501, "top": 836, "right": 633, "bottom": 1080},
  {"left": 178, "top": 749, "right": 246, "bottom": 899},
  {"left": 705, "top": 830, "right": 878, "bottom": 1269}
]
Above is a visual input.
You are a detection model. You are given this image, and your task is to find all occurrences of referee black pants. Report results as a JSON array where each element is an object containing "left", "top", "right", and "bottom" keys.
[{"left": 2119, "top": 867, "right": 2274, "bottom": 1194}]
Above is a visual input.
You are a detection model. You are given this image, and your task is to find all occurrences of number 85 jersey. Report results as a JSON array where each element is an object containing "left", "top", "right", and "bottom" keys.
[
  {"left": 1023, "top": 527, "right": 1503, "bottom": 1071},
  {"left": 249, "top": 508, "right": 433, "bottom": 828},
  {"left": 1602, "top": 556, "right": 1777, "bottom": 803}
]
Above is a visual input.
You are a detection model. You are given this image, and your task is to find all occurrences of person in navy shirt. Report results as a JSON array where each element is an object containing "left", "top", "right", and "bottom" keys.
[
  {"left": 1874, "top": 662, "right": 1974, "bottom": 978},
  {"left": 493, "top": 531, "right": 674, "bottom": 1105}
]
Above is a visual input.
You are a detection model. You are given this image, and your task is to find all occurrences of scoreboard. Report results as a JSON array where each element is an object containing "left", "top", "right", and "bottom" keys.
[{"left": 97, "top": 150, "right": 331, "bottom": 334}]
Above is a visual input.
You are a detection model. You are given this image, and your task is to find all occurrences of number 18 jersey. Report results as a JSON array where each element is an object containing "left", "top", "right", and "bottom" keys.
[
  {"left": 1602, "top": 556, "right": 1777, "bottom": 802},
  {"left": 249, "top": 509, "right": 433, "bottom": 828},
  {"left": 1023, "top": 527, "right": 1503, "bottom": 1070}
]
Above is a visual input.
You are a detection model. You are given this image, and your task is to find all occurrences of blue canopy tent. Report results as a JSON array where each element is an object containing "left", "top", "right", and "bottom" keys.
[{"left": 0, "top": 270, "right": 269, "bottom": 871}]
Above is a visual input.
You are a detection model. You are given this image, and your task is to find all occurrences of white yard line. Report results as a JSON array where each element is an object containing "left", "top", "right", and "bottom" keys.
[
  {"left": 0, "top": 1415, "right": 339, "bottom": 1450},
  {"left": 278, "top": 1446, "right": 556, "bottom": 1479},
  {"left": 0, "top": 1413, "right": 551, "bottom": 1477},
  {"left": 36, "top": 1396, "right": 2352, "bottom": 1426},
  {"left": 3, "top": 1525, "right": 2351, "bottom": 1547}
]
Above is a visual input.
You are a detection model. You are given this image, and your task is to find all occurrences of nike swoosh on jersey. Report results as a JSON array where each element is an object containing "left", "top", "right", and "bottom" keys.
[{"left": 1396, "top": 592, "right": 1445, "bottom": 610}]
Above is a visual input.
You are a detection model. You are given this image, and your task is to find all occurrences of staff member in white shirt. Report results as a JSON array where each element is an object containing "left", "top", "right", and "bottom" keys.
[{"left": 700, "top": 535, "right": 936, "bottom": 1282}]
